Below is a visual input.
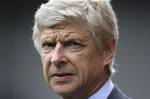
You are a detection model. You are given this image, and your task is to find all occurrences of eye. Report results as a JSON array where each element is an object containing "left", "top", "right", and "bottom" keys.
[
  {"left": 64, "top": 41, "right": 83, "bottom": 49},
  {"left": 42, "top": 42, "right": 56, "bottom": 48},
  {"left": 42, "top": 42, "right": 56, "bottom": 53}
]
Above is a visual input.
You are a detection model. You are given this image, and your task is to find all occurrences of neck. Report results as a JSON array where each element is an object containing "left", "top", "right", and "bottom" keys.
[{"left": 88, "top": 70, "right": 109, "bottom": 98}]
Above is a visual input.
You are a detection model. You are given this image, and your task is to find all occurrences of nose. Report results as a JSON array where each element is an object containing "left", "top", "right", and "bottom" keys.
[{"left": 50, "top": 42, "right": 67, "bottom": 66}]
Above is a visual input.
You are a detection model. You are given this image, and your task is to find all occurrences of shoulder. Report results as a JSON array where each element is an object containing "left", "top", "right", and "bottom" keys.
[{"left": 107, "top": 85, "right": 132, "bottom": 99}]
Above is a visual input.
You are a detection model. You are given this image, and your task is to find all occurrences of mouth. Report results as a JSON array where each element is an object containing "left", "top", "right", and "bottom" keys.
[
  {"left": 51, "top": 73, "right": 75, "bottom": 82},
  {"left": 53, "top": 73, "right": 74, "bottom": 76}
]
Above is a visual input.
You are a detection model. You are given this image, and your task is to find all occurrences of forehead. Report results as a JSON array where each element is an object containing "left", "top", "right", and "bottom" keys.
[{"left": 40, "top": 23, "right": 92, "bottom": 40}]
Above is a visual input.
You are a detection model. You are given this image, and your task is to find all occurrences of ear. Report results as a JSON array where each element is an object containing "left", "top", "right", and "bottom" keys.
[{"left": 103, "top": 39, "right": 116, "bottom": 66}]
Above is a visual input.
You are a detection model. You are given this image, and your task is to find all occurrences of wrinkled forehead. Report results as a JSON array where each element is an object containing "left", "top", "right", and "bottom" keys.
[{"left": 40, "top": 22, "right": 93, "bottom": 41}]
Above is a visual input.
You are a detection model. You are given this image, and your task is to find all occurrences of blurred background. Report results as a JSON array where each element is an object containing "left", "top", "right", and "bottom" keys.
[{"left": 0, "top": 0, "right": 149, "bottom": 99}]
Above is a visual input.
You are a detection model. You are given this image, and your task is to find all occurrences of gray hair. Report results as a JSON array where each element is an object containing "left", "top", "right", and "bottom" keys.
[{"left": 32, "top": 0, "right": 119, "bottom": 76}]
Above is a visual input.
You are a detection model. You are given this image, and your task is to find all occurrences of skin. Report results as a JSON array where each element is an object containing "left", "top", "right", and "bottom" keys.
[{"left": 39, "top": 22, "right": 115, "bottom": 99}]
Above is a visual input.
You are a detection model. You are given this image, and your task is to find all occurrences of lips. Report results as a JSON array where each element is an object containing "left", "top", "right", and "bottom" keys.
[
  {"left": 53, "top": 73, "right": 74, "bottom": 77},
  {"left": 51, "top": 73, "right": 75, "bottom": 82}
]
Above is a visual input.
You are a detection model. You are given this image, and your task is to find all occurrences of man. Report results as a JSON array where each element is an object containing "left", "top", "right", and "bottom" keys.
[{"left": 32, "top": 0, "right": 131, "bottom": 99}]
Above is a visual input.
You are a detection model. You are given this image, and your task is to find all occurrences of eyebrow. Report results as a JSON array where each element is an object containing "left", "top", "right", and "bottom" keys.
[
  {"left": 40, "top": 31, "right": 54, "bottom": 40},
  {"left": 40, "top": 36, "right": 54, "bottom": 44},
  {"left": 63, "top": 36, "right": 84, "bottom": 43}
]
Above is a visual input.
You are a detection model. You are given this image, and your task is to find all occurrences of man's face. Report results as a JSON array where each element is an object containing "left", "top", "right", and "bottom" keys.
[{"left": 40, "top": 23, "right": 108, "bottom": 96}]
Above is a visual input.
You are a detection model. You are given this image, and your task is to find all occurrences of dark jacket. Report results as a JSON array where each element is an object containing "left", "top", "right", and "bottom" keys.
[{"left": 107, "top": 85, "right": 131, "bottom": 99}]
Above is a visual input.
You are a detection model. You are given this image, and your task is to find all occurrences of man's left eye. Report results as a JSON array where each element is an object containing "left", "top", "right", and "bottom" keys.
[{"left": 64, "top": 41, "right": 83, "bottom": 49}]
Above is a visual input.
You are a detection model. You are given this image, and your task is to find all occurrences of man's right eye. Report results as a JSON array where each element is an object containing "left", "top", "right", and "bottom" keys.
[
  {"left": 42, "top": 42, "right": 56, "bottom": 52},
  {"left": 42, "top": 42, "right": 56, "bottom": 48}
]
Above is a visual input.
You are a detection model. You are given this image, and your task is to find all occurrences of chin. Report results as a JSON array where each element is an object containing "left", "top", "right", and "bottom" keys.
[
  {"left": 49, "top": 79, "right": 80, "bottom": 96},
  {"left": 52, "top": 84, "right": 77, "bottom": 96}
]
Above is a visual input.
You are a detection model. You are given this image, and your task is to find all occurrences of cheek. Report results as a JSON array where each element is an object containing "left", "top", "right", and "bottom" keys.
[
  {"left": 68, "top": 52, "right": 94, "bottom": 83},
  {"left": 71, "top": 50, "right": 104, "bottom": 82},
  {"left": 41, "top": 54, "right": 51, "bottom": 81}
]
